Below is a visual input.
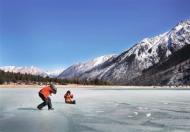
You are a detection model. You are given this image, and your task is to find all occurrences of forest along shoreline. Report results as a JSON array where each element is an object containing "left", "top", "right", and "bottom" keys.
[{"left": 0, "top": 84, "right": 190, "bottom": 89}]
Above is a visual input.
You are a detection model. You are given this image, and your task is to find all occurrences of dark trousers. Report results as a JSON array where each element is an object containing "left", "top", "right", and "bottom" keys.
[
  {"left": 37, "top": 92, "right": 52, "bottom": 109},
  {"left": 65, "top": 100, "right": 76, "bottom": 104}
]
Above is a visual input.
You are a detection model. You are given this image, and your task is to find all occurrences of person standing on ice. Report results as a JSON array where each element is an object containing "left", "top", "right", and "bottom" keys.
[{"left": 37, "top": 83, "right": 57, "bottom": 110}]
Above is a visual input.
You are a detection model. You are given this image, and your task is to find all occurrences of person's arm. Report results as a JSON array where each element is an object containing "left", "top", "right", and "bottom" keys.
[
  {"left": 50, "top": 86, "right": 57, "bottom": 94},
  {"left": 49, "top": 87, "right": 54, "bottom": 95}
]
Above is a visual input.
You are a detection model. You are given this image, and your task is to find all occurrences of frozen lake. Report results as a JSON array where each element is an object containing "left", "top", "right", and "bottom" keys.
[{"left": 0, "top": 88, "right": 190, "bottom": 132}]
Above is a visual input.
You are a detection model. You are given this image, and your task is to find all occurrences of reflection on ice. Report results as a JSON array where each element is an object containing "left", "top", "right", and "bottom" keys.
[
  {"left": 0, "top": 88, "right": 190, "bottom": 132},
  {"left": 134, "top": 112, "right": 138, "bottom": 115},
  {"left": 146, "top": 113, "right": 151, "bottom": 118}
]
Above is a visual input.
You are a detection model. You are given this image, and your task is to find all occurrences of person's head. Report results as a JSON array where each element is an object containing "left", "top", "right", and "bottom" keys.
[
  {"left": 66, "top": 90, "right": 71, "bottom": 95},
  {"left": 50, "top": 83, "right": 57, "bottom": 94}
]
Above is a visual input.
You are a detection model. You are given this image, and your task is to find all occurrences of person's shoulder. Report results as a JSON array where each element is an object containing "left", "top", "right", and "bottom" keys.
[{"left": 42, "top": 85, "right": 51, "bottom": 89}]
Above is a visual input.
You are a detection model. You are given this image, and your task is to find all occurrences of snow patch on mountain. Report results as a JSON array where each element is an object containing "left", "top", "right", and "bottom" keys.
[
  {"left": 58, "top": 54, "right": 117, "bottom": 79},
  {"left": 0, "top": 66, "right": 48, "bottom": 77},
  {"left": 46, "top": 68, "right": 64, "bottom": 77},
  {"left": 0, "top": 66, "right": 64, "bottom": 77}
]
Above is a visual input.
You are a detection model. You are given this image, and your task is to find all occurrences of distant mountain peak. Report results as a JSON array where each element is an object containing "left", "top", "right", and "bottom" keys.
[
  {"left": 45, "top": 68, "right": 65, "bottom": 77},
  {"left": 0, "top": 66, "right": 47, "bottom": 76},
  {"left": 0, "top": 66, "right": 64, "bottom": 78},
  {"left": 91, "top": 54, "right": 117, "bottom": 67},
  {"left": 58, "top": 54, "right": 116, "bottom": 79}
]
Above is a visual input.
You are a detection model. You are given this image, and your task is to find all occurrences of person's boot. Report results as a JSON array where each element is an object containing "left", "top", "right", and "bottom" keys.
[
  {"left": 37, "top": 106, "right": 42, "bottom": 110},
  {"left": 48, "top": 108, "right": 54, "bottom": 110}
]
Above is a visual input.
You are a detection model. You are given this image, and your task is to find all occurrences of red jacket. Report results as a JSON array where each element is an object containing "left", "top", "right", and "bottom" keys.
[
  {"left": 64, "top": 94, "right": 73, "bottom": 102},
  {"left": 40, "top": 86, "right": 53, "bottom": 99}
]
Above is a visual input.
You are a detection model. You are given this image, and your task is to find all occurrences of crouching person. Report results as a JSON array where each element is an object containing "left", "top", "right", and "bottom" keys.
[
  {"left": 64, "top": 90, "right": 76, "bottom": 104},
  {"left": 37, "top": 84, "right": 57, "bottom": 110}
]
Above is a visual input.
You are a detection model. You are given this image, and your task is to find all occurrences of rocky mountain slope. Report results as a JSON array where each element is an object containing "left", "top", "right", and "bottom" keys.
[
  {"left": 58, "top": 55, "right": 116, "bottom": 79},
  {"left": 129, "top": 44, "right": 190, "bottom": 86},
  {"left": 75, "top": 20, "right": 190, "bottom": 85}
]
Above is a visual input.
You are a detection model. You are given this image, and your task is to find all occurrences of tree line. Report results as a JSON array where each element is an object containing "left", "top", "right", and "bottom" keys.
[{"left": 0, "top": 70, "right": 109, "bottom": 85}]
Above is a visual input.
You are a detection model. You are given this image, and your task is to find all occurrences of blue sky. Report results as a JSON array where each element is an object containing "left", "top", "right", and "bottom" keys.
[{"left": 0, "top": 0, "right": 190, "bottom": 69}]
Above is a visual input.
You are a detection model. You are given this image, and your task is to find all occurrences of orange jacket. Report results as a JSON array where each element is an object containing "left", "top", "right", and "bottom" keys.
[
  {"left": 64, "top": 94, "right": 73, "bottom": 102},
  {"left": 40, "top": 86, "right": 53, "bottom": 99}
]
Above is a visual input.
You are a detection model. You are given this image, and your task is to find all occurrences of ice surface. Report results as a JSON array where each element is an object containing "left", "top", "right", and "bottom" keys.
[{"left": 1, "top": 88, "right": 190, "bottom": 132}]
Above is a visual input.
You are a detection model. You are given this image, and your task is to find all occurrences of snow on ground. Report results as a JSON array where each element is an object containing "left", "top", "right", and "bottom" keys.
[{"left": 1, "top": 88, "right": 190, "bottom": 132}]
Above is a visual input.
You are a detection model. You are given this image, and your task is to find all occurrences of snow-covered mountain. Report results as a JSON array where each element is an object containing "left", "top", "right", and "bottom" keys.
[
  {"left": 58, "top": 55, "right": 117, "bottom": 79},
  {"left": 78, "top": 19, "right": 190, "bottom": 85},
  {"left": 46, "top": 68, "right": 64, "bottom": 77},
  {"left": 0, "top": 66, "right": 64, "bottom": 78},
  {"left": 0, "top": 66, "right": 48, "bottom": 77}
]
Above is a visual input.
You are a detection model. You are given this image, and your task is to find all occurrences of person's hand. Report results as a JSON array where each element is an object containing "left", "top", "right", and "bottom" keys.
[{"left": 52, "top": 89, "right": 57, "bottom": 94}]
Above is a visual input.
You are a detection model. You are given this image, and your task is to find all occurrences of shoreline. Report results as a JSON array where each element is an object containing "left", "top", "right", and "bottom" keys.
[{"left": 0, "top": 84, "right": 190, "bottom": 89}]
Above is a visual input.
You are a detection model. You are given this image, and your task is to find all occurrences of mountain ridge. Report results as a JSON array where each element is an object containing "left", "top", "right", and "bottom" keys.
[
  {"left": 60, "top": 19, "right": 190, "bottom": 85},
  {"left": 0, "top": 66, "right": 64, "bottom": 78},
  {"left": 58, "top": 54, "right": 117, "bottom": 79}
]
